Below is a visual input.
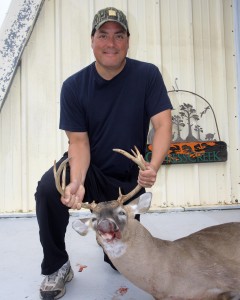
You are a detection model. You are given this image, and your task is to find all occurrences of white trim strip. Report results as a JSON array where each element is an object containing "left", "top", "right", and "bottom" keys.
[
  {"left": 0, "top": 0, "right": 44, "bottom": 110},
  {"left": 233, "top": 0, "right": 240, "bottom": 133}
]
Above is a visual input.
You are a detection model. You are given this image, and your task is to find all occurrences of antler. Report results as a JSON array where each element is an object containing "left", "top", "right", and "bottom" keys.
[
  {"left": 112, "top": 146, "right": 146, "bottom": 204},
  {"left": 53, "top": 158, "right": 97, "bottom": 210},
  {"left": 53, "top": 146, "right": 145, "bottom": 209}
]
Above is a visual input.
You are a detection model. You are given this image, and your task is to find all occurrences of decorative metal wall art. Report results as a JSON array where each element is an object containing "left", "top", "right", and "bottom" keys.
[{"left": 146, "top": 87, "right": 227, "bottom": 165}]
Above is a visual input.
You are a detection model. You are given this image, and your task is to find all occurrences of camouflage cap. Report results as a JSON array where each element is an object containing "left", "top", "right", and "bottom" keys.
[{"left": 91, "top": 7, "right": 130, "bottom": 36}]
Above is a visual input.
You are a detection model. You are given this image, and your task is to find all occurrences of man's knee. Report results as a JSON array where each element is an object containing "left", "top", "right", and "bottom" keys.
[
  {"left": 35, "top": 169, "right": 58, "bottom": 204},
  {"left": 35, "top": 154, "right": 69, "bottom": 203}
]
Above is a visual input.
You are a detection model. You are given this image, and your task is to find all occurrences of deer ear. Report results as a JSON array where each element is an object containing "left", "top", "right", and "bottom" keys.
[
  {"left": 72, "top": 218, "right": 91, "bottom": 236},
  {"left": 128, "top": 192, "right": 152, "bottom": 214}
]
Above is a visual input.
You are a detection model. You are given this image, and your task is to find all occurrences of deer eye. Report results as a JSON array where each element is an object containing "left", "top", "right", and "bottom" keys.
[
  {"left": 118, "top": 211, "right": 126, "bottom": 216},
  {"left": 91, "top": 217, "right": 97, "bottom": 222}
]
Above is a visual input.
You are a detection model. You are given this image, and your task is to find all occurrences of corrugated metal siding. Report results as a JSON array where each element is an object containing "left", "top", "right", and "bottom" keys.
[{"left": 0, "top": 0, "right": 239, "bottom": 212}]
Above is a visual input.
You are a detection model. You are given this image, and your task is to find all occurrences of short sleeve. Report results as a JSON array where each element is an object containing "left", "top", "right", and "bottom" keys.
[
  {"left": 145, "top": 65, "right": 173, "bottom": 118},
  {"left": 59, "top": 80, "right": 87, "bottom": 132}
]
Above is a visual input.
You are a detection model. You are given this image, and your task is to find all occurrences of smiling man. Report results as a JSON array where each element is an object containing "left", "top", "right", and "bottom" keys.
[
  {"left": 91, "top": 20, "right": 129, "bottom": 79},
  {"left": 35, "top": 7, "right": 172, "bottom": 300}
]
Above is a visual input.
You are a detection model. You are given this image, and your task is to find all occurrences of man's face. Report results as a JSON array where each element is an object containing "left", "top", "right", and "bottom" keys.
[{"left": 91, "top": 22, "right": 129, "bottom": 73}]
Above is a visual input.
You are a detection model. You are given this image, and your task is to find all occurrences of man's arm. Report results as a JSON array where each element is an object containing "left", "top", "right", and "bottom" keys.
[
  {"left": 138, "top": 109, "right": 172, "bottom": 188},
  {"left": 61, "top": 131, "right": 90, "bottom": 209}
]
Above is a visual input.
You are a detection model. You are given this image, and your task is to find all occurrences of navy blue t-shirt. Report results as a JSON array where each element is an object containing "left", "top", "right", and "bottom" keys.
[{"left": 60, "top": 57, "right": 172, "bottom": 179}]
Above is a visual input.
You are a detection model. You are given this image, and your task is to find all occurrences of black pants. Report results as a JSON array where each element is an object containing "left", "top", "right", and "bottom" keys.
[{"left": 35, "top": 152, "right": 142, "bottom": 275}]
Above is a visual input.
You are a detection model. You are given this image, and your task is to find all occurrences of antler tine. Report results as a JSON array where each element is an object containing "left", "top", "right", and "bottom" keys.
[
  {"left": 53, "top": 158, "right": 97, "bottom": 211},
  {"left": 113, "top": 146, "right": 146, "bottom": 204},
  {"left": 113, "top": 146, "right": 146, "bottom": 171},
  {"left": 53, "top": 158, "right": 70, "bottom": 196},
  {"left": 81, "top": 201, "right": 97, "bottom": 211}
]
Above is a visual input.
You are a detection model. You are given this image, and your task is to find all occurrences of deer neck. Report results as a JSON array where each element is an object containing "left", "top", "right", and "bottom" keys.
[
  {"left": 101, "top": 218, "right": 164, "bottom": 260},
  {"left": 98, "top": 220, "right": 133, "bottom": 259}
]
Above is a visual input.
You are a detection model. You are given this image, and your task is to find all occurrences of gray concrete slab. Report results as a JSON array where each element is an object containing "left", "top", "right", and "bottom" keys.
[{"left": 0, "top": 209, "right": 240, "bottom": 300}]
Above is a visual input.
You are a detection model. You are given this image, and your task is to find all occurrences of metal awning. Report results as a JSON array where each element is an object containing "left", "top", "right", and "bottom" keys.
[{"left": 0, "top": 0, "right": 44, "bottom": 111}]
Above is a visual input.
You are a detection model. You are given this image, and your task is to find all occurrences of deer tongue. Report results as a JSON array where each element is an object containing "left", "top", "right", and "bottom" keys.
[{"left": 97, "top": 219, "right": 121, "bottom": 241}]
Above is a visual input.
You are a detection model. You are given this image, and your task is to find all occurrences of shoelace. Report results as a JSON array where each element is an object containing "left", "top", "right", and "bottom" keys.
[{"left": 46, "top": 271, "right": 59, "bottom": 284}]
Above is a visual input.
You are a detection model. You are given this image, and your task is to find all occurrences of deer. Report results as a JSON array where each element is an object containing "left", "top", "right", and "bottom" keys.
[{"left": 54, "top": 147, "right": 240, "bottom": 300}]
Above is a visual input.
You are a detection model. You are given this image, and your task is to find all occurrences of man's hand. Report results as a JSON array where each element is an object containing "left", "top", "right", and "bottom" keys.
[
  {"left": 138, "top": 162, "right": 157, "bottom": 188},
  {"left": 61, "top": 180, "right": 85, "bottom": 210}
]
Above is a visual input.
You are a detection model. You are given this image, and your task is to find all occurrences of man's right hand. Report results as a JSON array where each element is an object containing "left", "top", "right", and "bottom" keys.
[{"left": 61, "top": 181, "right": 85, "bottom": 210}]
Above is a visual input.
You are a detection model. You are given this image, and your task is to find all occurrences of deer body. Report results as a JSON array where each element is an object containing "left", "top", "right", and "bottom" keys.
[
  {"left": 72, "top": 194, "right": 240, "bottom": 300},
  {"left": 102, "top": 219, "right": 240, "bottom": 300}
]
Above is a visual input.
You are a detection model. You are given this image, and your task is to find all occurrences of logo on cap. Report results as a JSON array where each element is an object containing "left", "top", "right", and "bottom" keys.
[{"left": 108, "top": 9, "right": 117, "bottom": 16}]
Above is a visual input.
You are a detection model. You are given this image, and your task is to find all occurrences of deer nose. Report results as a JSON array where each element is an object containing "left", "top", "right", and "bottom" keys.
[{"left": 97, "top": 219, "right": 117, "bottom": 233}]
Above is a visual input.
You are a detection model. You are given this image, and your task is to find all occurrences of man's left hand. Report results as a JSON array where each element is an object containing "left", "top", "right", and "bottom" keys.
[{"left": 138, "top": 162, "right": 157, "bottom": 188}]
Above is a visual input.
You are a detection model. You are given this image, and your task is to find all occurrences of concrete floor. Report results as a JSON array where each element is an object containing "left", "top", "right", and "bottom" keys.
[{"left": 0, "top": 208, "right": 240, "bottom": 300}]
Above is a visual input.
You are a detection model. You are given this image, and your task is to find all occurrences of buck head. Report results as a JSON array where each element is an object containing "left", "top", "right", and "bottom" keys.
[
  {"left": 71, "top": 192, "right": 152, "bottom": 243},
  {"left": 53, "top": 146, "right": 151, "bottom": 253}
]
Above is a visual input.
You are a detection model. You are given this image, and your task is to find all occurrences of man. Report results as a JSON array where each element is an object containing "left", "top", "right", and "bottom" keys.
[{"left": 35, "top": 7, "right": 172, "bottom": 300}]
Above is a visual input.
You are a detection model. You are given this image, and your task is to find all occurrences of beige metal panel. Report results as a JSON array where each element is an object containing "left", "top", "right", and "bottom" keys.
[
  {"left": 0, "top": 0, "right": 239, "bottom": 212},
  {"left": 60, "top": 0, "right": 92, "bottom": 79},
  {"left": 19, "top": 0, "right": 57, "bottom": 212},
  {"left": 127, "top": 0, "right": 161, "bottom": 65},
  {"left": 190, "top": 0, "right": 233, "bottom": 206},
  {"left": 54, "top": 0, "right": 63, "bottom": 158},
  {"left": 152, "top": 0, "right": 238, "bottom": 209},
  {"left": 223, "top": 0, "right": 240, "bottom": 204},
  {"left": 190, "top": 0, "right": 221, "bottom": 206},
  {"left": 0, "top": 68, "right": 22, "bottom": 212},
  {"left": 157, "top": 0, "right": 201, "bottom": 207}
]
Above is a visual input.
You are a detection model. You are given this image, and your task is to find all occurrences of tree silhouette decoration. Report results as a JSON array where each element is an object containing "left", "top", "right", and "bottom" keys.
[
  {"left": 168, "top": 89, "right": 221, "bottom": 142},
  {"left": 194, "top": 124, "right": 203, "bottom": 140},
  {"left": 179, "top": 103, "right": 199, "bottom": 141},
  {"left": 171, "top": 102, "right": 212, "bottom": 142},
  {"left": 172, "top": 114, "right": 185, "bottom": 142}
]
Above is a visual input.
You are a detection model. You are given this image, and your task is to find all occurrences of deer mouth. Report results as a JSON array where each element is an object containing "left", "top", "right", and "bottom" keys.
[{"left": 97, "top": 219, "right": 121, "bottom": 242}]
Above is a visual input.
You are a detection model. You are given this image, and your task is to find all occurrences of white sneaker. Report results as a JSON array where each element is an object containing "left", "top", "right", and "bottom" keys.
[{"left": 40, "top": 260, "right": 74, "bottom": 299}]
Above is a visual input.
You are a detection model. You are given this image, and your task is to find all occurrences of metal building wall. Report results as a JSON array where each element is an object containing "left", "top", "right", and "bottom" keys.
[{"left": 0, "top": 0, "right": 239, "bottom": 213}]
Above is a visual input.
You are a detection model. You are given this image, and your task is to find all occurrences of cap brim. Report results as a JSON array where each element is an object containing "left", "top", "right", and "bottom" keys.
[{"left": 95, "top": 19, "right": 128, "bottom": 32}]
